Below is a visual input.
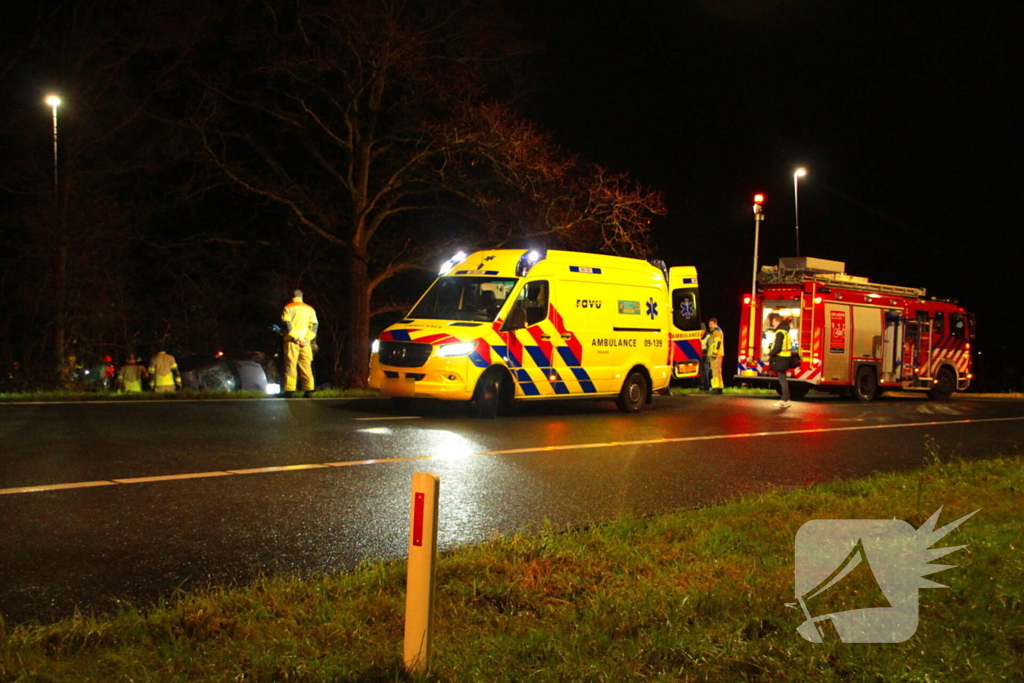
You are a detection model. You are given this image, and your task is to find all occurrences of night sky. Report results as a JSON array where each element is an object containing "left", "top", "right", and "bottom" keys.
[
  {"left": 513, "top": 0, "right": 1022, "bottom": 387},
  {"left": 3, "top": 0, "right": 1022, "bottom": 388}
]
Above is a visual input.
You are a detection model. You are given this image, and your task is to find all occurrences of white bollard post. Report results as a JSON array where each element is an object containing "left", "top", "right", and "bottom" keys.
[{"left": 404, "top": 472, "right": 440, "bottom": 673}]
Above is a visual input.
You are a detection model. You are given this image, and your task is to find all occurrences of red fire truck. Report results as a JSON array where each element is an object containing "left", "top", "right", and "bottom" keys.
[{"left": 736, "top": 257, "right": 975, "bottom": 401}]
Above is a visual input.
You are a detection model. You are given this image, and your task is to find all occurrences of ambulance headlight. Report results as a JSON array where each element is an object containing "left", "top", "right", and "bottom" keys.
[
  {"left": 371, "top": 339, "right": 380, "bottom": 354},
  {"left": 436, "top": 341, "right": 477, "bottom": 357}
]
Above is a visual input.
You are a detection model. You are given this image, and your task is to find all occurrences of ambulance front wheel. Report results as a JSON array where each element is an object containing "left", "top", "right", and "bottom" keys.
[
  {"left": 473, "top": 368, "right": 512, "bottom": 419},
  {"left": 616, "top": 371, "right": 648, "bottom": 413},
  {"left": 391, "top": 397, "right": 414, "bottom": 414}
]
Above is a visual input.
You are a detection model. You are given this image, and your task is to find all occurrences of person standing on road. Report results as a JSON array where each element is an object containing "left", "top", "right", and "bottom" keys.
[
  {"left": 698, "top": 323, "right": 711, "bottom": 392},
  {"left": 767, "top": 313, "right": 792, "bottom": 408},
  {"left": 282, "top": 289, "right": 318, "bottom": 398},
  {"left": 117, "top": 354, "right": 148, "bottom": 392},
  {"left": 707, "top": 318, "right": 725, "bottom": 395},
  {"left": 149, "top": 350, "right": 182, "bottom": 392}
]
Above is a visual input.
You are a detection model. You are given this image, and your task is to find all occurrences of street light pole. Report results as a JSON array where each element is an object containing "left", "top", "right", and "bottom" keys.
[
  {"left": 793, "top": 167, "right": 806, "bottom": 257},
  {"left": 45, "top": 95, "right": 61, "bottom": 201},
  {"left": 749, "top": 194, "right": 765, "bottom": 362}
]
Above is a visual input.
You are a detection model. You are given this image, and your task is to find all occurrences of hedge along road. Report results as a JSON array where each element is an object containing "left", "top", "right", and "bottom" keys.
[{"left": 1, "top": 393, "right": 1022, "bottom": 624}]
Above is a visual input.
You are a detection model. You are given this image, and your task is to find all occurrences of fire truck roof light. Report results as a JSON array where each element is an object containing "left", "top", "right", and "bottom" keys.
[
  {"left": 743, "top": 296, "right": 751, "bottom": 304},
  {"left": 754, "top": 194, "right": 764, "bottom": 203}
]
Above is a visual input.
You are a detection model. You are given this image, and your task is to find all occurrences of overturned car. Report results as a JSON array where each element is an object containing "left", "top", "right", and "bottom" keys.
[{"left": 177, "top": 356, "right": 274, "bottom": 394}]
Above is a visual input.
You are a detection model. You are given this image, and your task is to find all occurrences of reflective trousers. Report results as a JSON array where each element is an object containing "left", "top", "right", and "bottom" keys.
[
  {"left": 284, "top": 340, "right": 315, "bottom": 392},
  {"left": 710, "top": 356, "right": 723, "bottom": 390}
]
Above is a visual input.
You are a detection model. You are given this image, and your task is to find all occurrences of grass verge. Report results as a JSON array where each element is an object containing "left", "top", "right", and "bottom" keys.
[
  {"left": 1, "top": 456, "right": 1021, "bottom": 682},
  {"left": 0, "top": 388, "right": 380, "bottom": 403}
]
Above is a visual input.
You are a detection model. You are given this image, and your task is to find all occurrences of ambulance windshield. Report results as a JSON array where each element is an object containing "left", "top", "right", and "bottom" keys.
[{"left": 408, "top": 276, "right": 518, "bottom": 322}]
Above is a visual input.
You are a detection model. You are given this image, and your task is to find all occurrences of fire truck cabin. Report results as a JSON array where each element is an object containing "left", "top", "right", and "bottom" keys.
[{"left": 736, "top": 257, "right": 974, "bottom": 401}]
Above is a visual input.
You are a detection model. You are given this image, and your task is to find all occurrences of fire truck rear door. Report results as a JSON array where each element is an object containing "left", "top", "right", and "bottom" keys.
[{"left": 824, "top": 304, "right": 851, "bottom": 383}]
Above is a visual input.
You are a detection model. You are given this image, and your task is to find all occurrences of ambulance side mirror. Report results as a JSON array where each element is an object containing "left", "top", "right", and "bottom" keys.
[{"left": 501, "top": 307, "right": 528, "bottom": 332}]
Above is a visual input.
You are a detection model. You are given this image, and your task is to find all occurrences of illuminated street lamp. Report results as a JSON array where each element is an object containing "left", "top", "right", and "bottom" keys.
[
  {"left": 749, "top": 194, "right": 765, "bottom": 361},
  {"left": 45, "top": 95, "right": 61, "bottom": 197},
  {"left": 793, "top": 167, "right": 807, "bottom": 257}
]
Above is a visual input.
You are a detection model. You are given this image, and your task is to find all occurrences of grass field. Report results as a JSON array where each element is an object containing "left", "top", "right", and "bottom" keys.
[{"left": 2, "top": 452, "right": 1020, "bottom": 682}]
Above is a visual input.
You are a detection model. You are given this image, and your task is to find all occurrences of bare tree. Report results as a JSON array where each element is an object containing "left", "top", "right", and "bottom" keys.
[{"left": 182, "top": 0, "right": 664, "bottom": 386}]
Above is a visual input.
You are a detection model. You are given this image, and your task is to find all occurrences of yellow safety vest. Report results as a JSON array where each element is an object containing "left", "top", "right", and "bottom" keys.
[{"left": 776, "top": 330, "right": 792, "bottom": 357}]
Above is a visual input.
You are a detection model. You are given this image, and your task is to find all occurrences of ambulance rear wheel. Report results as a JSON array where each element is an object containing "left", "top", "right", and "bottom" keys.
[
  {"left": 928, "top": 367, "right": 956, "bottom": 400},
  {"left": 854, "top": 366, "right": 877, "bottom": 402},
  {"left": 616, "top": 372, "right": 648, "bottom": 413}
]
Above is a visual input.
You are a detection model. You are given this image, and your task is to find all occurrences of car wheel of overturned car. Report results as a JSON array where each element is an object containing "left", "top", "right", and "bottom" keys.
[
  {"left": 927, "top": 367, "right": 956, "bottom": 400},
  {"left": 616, "top": 371, "right": 647, "bottom": 413},
  {"left": 854, "top": 365, "right": 878, "bottom": 402}
]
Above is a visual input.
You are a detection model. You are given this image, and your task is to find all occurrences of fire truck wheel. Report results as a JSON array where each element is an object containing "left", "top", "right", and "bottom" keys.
[
  {"left": 789, "top": 383, "right": 810, "bottom": 400},
  {"left": 854, "top": 366, "right": 878, "bottom": 402},
  {"left": 928, "top": 368, "right": 956, "bottom": 400},
  {"left": 616, "top": 371, "right": 648, "bottom": 413}
]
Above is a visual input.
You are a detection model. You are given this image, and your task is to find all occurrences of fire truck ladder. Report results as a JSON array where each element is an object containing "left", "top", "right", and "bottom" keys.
[{"left": 759, "top": 270, "right": 926, "bottom": 299}]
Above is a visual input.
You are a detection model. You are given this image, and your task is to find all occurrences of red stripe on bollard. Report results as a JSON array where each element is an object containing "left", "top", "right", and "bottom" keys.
[{"left": 412, "top": 492, "right": 425, "bottom": 546}]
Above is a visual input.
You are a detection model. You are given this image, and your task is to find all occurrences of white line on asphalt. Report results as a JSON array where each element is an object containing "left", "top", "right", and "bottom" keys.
[{"left": 2, "top": 416, "right": 1022, "bottom": 496}]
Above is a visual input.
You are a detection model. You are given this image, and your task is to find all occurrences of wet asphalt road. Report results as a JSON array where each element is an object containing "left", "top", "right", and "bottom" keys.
[{"left": 1, "top": 393, "right": 1022, "bottom": 624}]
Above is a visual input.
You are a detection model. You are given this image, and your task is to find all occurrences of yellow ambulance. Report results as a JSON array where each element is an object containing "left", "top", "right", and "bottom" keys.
[{"left": 369, "top": 249, "right": 702, "bottom": 417}]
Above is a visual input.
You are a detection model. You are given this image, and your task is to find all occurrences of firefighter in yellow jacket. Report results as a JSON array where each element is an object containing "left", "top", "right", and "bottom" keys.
[
  {"left": 149, "top": 350, "right": 181, "bottom": 392},
  {"left": 282, "top": 289, "right": 318, "bottom": 398},
  {"left": 707, "top": 317, "right": 725, "bottom": 395},
  {"left": 117, "top": 354, "right": 149, "bottom": 392}
]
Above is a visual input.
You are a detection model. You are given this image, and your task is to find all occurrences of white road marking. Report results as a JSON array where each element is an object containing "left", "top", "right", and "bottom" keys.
[
  {"left": 2, "top": 416, "right": 1022, "bottom": 497},
  {"left": 354, "top": 416, "right": 422, "bottom": 421}
]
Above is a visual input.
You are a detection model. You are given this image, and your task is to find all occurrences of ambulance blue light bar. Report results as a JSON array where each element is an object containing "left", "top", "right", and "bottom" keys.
[
  {"left": 516, "top": 248, "right": 547, "bottom": 276},
  {"left": 439, "top": 251, "right": 468, "bottom": 275}
]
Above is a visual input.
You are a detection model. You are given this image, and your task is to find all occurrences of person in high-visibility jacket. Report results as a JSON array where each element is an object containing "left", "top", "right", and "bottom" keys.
[
  {"left": 767, "top": 313, "right": 793, "bottom": 408},
  {"left": 282, "top": 289, "right": 319, "bottom": 398},
  {"left": 117, "top": 354, "right": 149, "bottom": 392},
  {"left": 707, "top": 317, "right": 725, "bottom": 394},
  {"left": 149, "top": 350, "right": 181, "bottom": 392}
]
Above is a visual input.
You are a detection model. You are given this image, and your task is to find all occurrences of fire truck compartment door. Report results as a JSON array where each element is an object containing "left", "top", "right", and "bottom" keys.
[
  {"left": 852, "top": 306, "right": 883, "bottom": 359},
  {"left": 882, "top": 311, "right": 904, "bottom": 382},
  {"left": 824, "top": 304, "right": 851, "bottom": 383}
]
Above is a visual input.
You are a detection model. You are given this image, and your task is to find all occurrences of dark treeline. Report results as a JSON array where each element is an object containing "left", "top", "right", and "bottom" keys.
[{"left": 0, "top": 0, "right": 665, "bottom": 388}]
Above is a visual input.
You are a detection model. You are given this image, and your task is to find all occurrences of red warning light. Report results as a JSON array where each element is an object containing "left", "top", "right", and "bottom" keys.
[
  {"left": 754, "top": 194, "right": 764, "bottom": 204},
  {"left": 743, "top": 295, "right": 751, "bottom": 304}
]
